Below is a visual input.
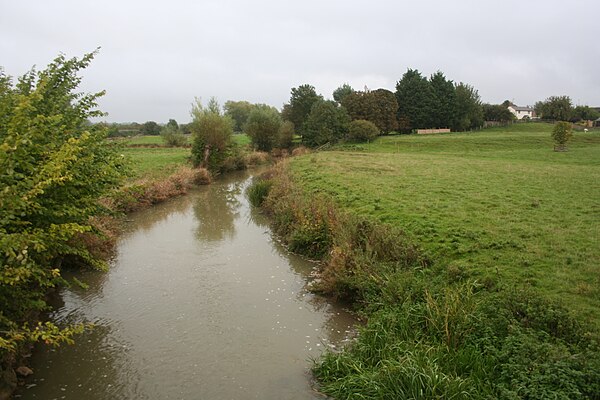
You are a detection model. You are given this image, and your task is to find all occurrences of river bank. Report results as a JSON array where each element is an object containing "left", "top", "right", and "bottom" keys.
[{"left": 252, "top": 136, "right": 600, "bottom": 399}]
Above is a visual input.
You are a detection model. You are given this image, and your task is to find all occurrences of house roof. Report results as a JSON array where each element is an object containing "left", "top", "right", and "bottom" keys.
[{"left": 510, "top": 106, "right": 534, "bottom": 112}]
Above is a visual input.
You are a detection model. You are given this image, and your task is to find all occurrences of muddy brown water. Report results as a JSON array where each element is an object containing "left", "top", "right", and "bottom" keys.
[{"left": 16, "top": 170, "right": 355, "bottom": 400}]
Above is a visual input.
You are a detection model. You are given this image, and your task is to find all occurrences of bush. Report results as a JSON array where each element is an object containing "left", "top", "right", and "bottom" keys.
[
  {"left": 193, "top": 168, "right": 212, "bottom": 185},
  {"left": 552, "top": 121, "right": 573, "bottom": 151},
  {"left": 347, "top": 119, "right": 379, "bottom": 142},
  {"left": 247, "top": 179, "right": 273, "bottom": 207},
  {"left": 161, "top": 125, "right": 187, "bottom": 147},
  {"left": 244, "top": 151, "right": 270, "bottom": 166},
  {"left": 0, "top": 52, "right": 126, "bottom": 357}
]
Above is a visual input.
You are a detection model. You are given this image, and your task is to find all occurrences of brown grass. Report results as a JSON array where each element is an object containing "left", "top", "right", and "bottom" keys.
[
  {"left": 244, "top": 151, "right": 271, "bottom": 166},
  {"left": 291, "top": 146, "right": 310, "bottom": 156},
  {"left": 107, "top": 167, "right": 210, "bottom": 213}
]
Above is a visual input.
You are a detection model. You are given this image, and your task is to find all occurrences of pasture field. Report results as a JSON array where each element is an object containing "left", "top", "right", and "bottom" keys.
[
  {"left": 291, "top": 122, "right": 600, "bottom": 321},
  {"left": 123, "top": 147, "right": 190, "bottom": 179},
  {"left": 120, "top": 133, "right": 252, "bottom": 179}
]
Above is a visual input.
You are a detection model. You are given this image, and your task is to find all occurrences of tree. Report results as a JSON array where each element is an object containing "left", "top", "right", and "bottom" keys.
[
  {"left": 166, "top": 118, "right": 179, "bottom": 131},
  {"left": 190, "top": 97, "right": 233, "bottom": 171},
  {"left": 281, "top": 84, "right": 323, "bottom": 135},
  {"left": 161, "top": 123, "right": 186, "bottom": 147},
  {"left": 244, "top": 105, "right": 282, "bottom": 152},
  {"left": 278, "top": 121, "right": 295, "bottom": 149},
  {"left": 333, "top": 83, "right": 354, "bottom": 104},
  {"left": 0, "top": 52, "right": 126, "bottom": 355},
  {"left": 453, "top": 83, "right": 484, "bottom": 131},
  {"left": 371, "top": 89, "right": 399, "bottom": 133},
  {"left": 571, "top": 105, "right": 600, "bottom": 122},
  {"left": 483, "top": 104, "right": 515, "bottom": 123},
  {"left": 303, "top": 100, "right": 350, "bottom": 147},
  {"left": 342, "top": 89, "right": 398, "bottom": 134},
  {"left": 141, "top": 121, "right": 161, "bottom": 135},
  {"left": 224, "top": 100, "right": 254, "bottom": 132},
  {"left": 552, "top": 121, "right": 573, "bottom": 151},
  {"left": 535, "top": 96, "right": 573, "bottom": 121},
  {"left": 341, "top": 90, "right": 374, "bottom": 123},
  {"left": 347, "top": 120, "right": 379, "bottom": 142},
  {"left": 395, "top": 69, "right": 435, "bottom": 131},
  {"left": 429, "top": 71, "right": 456, "bottom": 129}
]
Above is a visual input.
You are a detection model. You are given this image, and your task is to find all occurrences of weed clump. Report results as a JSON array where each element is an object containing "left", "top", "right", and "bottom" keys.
[{"left": 247, "top": 178, "right": 273, "bottom": 207}]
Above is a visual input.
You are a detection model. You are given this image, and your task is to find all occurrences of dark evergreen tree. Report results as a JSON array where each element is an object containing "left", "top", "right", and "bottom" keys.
[
  {"left": 395, "top": 69, "right": 435, "bottom": 131},
  {"left": 281, "top": 84, "right": 323, "bottom": 136},
  {"left": 453, "top": 83, "right": 484, "bottom": 131},
  {"left": 429, "top": 71, "right": 456, "bottom": 129}
]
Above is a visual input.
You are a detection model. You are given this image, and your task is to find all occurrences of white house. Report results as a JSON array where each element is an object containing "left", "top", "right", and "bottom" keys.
[{"left": 508, "top": 105, "right": 535, "bottom": 120}]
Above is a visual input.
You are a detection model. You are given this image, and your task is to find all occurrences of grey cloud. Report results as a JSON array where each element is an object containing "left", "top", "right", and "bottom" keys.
[{"left": 1, "top": 0, "right": 598, "bottom": 122}]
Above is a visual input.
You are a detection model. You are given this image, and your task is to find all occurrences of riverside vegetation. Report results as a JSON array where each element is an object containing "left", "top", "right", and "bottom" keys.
[{"left": 250, "top": 123, "right": 600, "bottom": 399}]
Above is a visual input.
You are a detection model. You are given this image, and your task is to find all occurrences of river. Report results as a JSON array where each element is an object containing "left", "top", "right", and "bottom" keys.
[{"left": 16, "top": 170, "right": 355, "bottom": 400}]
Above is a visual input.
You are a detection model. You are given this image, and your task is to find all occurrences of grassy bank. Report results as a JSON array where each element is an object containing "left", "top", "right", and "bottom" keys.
[
  {"left": 293, "top": 123, "right": 600, "bottom": 320},
  {"left": 254, "top": 123, "right": 600, "bottom": 398}
]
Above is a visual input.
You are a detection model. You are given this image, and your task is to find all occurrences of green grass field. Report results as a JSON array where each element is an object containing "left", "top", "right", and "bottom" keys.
[
  {"left": 123, "top": 147, "right": 190, "bottom": 179},
  {"left": 121, "top": 133, "right": 250, "bottom": 147},
  {"left": 120, "top": 133, "right": 252, "bottom": 180},
  {"left": 291, "top": 123, "right": 600, "bottom": 321},
  {"left": 123, "top": 135, "right": 168, "bottom": 145}
]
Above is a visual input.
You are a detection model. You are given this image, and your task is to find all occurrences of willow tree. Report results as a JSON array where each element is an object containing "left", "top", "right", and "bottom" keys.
[{"left": 190, "top": 97, "right": 234, "bottom": 171}]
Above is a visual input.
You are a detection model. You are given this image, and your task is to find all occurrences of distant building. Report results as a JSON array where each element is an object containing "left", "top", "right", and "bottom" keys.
[
  {"left": 593, "top": 108, "right": 600, "bottom": 127},
  {"left": 508, "top": 105, "right": 535, "bottom": 120}
]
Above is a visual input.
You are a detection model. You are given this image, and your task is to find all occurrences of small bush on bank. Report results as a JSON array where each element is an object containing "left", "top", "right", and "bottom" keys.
[
  {"left": 347, "top": 119, "right": 379, "bottom": 142},
  {"left": 247, "top": 178, "right": 273, "bottom": 207},
  {"left": 161, "top": 125, "right": 188, "bottom": 147},
  {"left": 244, "top": 151, "right": 270, "bottom": 167},
  {"left": 291, "top": 146, "right": 310, "bottom": 156},
  {"left": 193, "top": 168, "right": 212, "bottom": 185}
]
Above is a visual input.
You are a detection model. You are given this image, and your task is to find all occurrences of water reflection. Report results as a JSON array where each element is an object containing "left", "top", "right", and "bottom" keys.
[
  {"left": 18, "top": 170, "right": 355, "bottom": 400},
  {"left": 193, "top": 184, "right": 239, "bottom": 242}
]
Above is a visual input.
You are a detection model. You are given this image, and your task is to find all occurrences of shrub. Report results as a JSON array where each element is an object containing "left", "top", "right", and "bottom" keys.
[
  {"left": 193, "top": 168, "right": 212, "bottom": 185},
  {"left": 552, "top": 121, "right": 573, "bottom": 151},
  {"left": 161, "top": 125, "right": 187, "bottom": 147},
  {"left": 0, "top": 52, "right": 126, "bottom": 357},
  {"left": 247, "top": 179, "right": 273, "bottom": 207},
  {"left": 347, "top": 119, "right": 379, "bottom": 142},
  {"left": 244, "top": 151, "right": 270, "bottom": 166},
  {"left": 291, "top": 146, "right": 310, "bottom": 157}
]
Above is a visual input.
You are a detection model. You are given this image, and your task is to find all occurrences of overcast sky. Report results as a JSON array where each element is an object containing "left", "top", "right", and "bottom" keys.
[{"left": 1, "top": 0, "right": 599, "bottom": 123}]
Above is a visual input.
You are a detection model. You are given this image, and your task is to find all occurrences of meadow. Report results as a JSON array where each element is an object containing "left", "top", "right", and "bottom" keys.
[
  {"left": 291, "top": 123, "right": 600, "bottom": 320},
  {"left": 122, "top": 146, "right": 190, "bottom": 179}
]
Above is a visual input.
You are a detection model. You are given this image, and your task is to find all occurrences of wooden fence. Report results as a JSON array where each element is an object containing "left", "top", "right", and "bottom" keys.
[{"left": 416, "top": 128, "right": 451, "bottom": 134}]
